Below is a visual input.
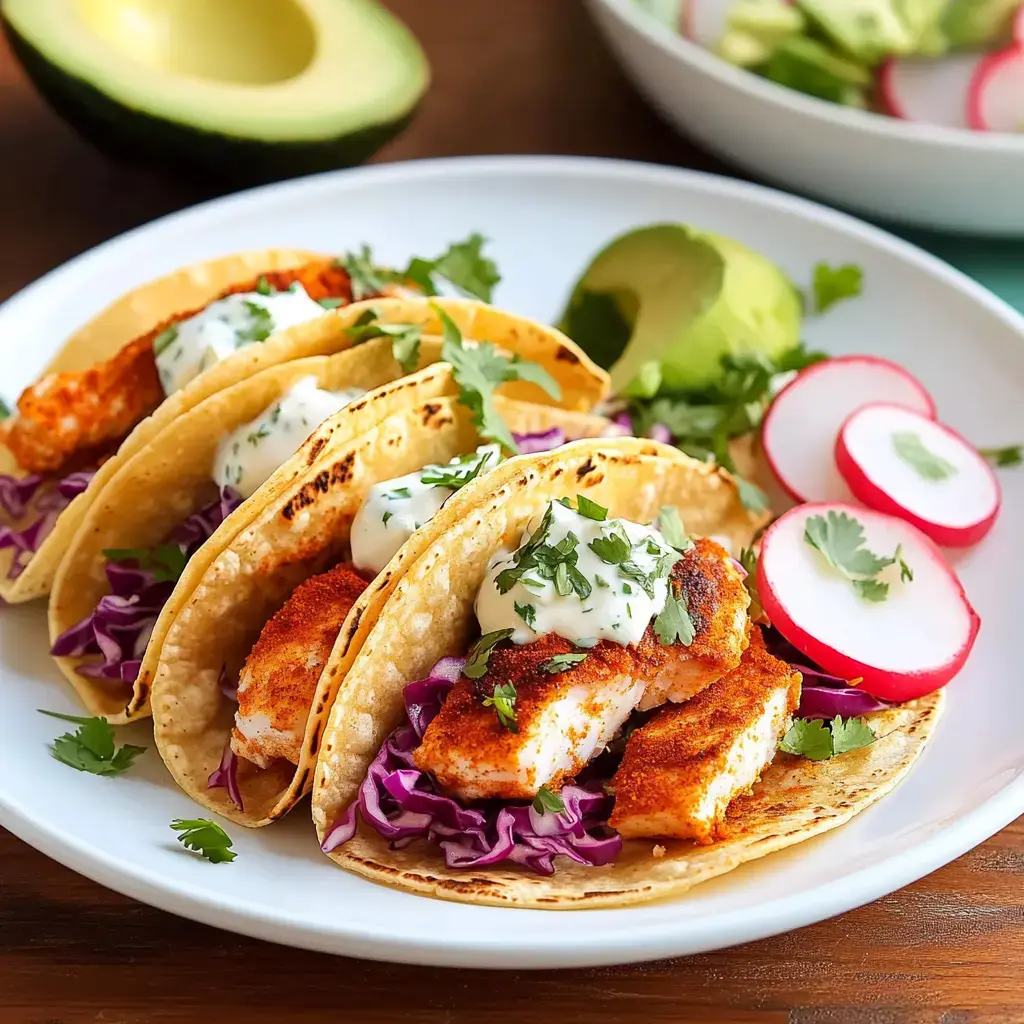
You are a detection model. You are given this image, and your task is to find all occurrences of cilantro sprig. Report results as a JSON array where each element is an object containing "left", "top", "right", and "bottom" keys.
[
  {"left": 0, "top": 397, "right": 10, "bottom": 421},
  {"left": 892, "top": 431, "right": 957, "bottom": 481},
  {"left": 540, "top": 652, "right": 589, "bottom": 674},
  {"left": 345, "top": 309, "right": 422, "bottom": 374},
  {"left": 811, "top": 262, "right": 863, "bottom": 314},
  {"left": 38, "top": 710, "right": 146, "bottom": 775},
  {"left": 657, "top": 506, "right": 690, "bottom": 551},
  {"left": 653, "top": 583, "right": 695, "bottom": 646},
  {"left": 979, "top": 444, "right": 1022, "bottom": 469},
  {"left": 803, "top": 511, "right": 911, "bottom": 603},
  {"left": 780, "top": 715, "right": 876, "bottom": 760},
  {"left": 171, "top": 818, "right": 237, "bottom": 863},
  {"left": 533, "top": 785, "right": 565, "bottom": 815},
  {"left": 464, "top": 628, "right": 515, "bottom": 680},
  {"left": 104, "top": 544, "right": 188, "bottom": 583},
  {"left": 152, "top": 325, "right": 179, "bottom": 358},
  {"left": 482, "top": 681, "right": 519, "bottom": 733},
  {"left": 495, "top": 506, "right": 591, "bottom": 600},
  {"left": 738, "top": 546, "right": 765, "bottom": 623},
  {"left": 419, "top": 447, "right": 499, "bottom": 490},
  {"left": 436, "top": 304, "right": 560, "bottom": 452}
]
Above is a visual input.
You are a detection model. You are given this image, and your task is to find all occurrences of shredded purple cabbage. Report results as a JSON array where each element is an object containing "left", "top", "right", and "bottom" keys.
[
  {"left": 511, "top": 427, "right": 567, "bottom": 454},
  {"left": 208, "top": 741, "right": 244, "bottom": 811},
  {"left": 647, "top": 423, "right": 672, "bottom": 444},
  {"left": 0, "top": 470, "right": 94, "bottom": 579},
  {"left": 764, "top": 628, "right": 890, "bottom": 720},
  {"left": 50, "top": 488, "right": 242, "bottom": 685},
  {"left": 322, "top": 659, "right": 622, "bottom": 875}
]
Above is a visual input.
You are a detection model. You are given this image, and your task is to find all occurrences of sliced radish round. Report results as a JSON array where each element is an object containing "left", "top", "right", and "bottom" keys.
[
  {"left": 761, "top": 356, "right": 937, "bottom": 504},
  {"left": 758, "top": 502, "right": 980, "bottom": 701},
  {"left": 878, "top": 54, "right": 984, "bottom": 128},
  {"left": 836, "top": 403, "right": 1001, "bottom": 547},
  {"left": 968, "top": 44, "right": 1024, "bottom": 132},
  {"left": 685, "top": 0, "right": 730, "bottom": 45}
]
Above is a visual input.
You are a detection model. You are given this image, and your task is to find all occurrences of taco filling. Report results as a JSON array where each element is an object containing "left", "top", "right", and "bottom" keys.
[
  {"left": 51, "top": 376, "right": 368, "bottom": 683},
  {"left": 322, "top": 495, "right": 803, "bottom": 873}
]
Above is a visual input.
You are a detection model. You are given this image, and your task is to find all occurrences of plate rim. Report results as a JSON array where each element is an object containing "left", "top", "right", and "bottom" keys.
[
  {"left": 591, "top": 0, "right": 1024, "bottom": 154},
  {"left": 1, "top": 154, "right": 1022, "bottom": 968}
]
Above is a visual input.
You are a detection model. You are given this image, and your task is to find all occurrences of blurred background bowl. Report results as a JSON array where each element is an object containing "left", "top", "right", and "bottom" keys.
[{"left": 586, "top": 0, "right": 1024, "bottom": 235}]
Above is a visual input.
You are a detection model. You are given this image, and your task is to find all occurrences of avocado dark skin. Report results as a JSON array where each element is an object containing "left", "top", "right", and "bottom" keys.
[{"left": 4, "top": 19, "right": 419, "bottom": 186}]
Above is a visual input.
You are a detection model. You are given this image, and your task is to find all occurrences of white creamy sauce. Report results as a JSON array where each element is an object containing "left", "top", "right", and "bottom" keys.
[
  {"left": 213, "top": 376, "right": 364, "bottom": 499},
  {"left": 475, "top": 499, "right": 677, "bottom": 647},
  {"left": 350, "top": 444, "right": 502, "bottom": 575},
  {"left": 155, "top": 284, "right": 325, "bottom": 395}
]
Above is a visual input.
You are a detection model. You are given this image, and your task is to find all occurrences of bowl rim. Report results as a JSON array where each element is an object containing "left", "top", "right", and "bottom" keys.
[{"left": 591, "top": 0, "right": 1024, "bottom": 154}]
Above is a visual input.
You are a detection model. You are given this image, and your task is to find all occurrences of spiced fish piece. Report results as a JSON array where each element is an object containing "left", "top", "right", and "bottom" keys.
[
  {"left": 414, "top": 540, "right": 750, "bottom": 802},
  {"left": 610, "top": 633, "right": 802, "bottom": 843}
]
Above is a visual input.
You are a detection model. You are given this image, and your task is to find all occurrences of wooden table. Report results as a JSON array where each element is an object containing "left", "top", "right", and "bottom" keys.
[{"left": 1, "top": 2, "right": 1021, "bottom": 1020}]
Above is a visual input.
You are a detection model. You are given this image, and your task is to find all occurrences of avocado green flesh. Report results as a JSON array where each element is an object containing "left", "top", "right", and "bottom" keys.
[
  {"left": 942, "top": 0, "right": 1020, "bottom": 48},
  {"left": 560, "top": 225, "right": 803, "bottom": 395},
  {"left": 1, "top": 0, "right": 428, "bottom": 182}
]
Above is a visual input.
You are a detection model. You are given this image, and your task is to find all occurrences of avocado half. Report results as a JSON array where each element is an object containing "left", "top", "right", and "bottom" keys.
[
  {"left": 559, "top": 224, "right": 803, "bottom": 395},
  {"left": 2, "top": 0, "right": 429, "bottom": 184}
]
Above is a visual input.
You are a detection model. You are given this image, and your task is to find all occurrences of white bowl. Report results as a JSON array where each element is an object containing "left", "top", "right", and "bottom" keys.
[{"left": 586, "top": 0, "right": 1024, "bottom": 235}]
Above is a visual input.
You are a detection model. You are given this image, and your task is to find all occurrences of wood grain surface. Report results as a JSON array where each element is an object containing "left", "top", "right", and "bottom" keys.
[{"left": 1, "top": 2, "right": 1021, "bottom": 1021}]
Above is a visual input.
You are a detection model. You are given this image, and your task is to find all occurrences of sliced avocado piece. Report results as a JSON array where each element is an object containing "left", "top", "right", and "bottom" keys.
[
  {"left": 558, "top": 225, "right": 802, "bottom": 395},
  {"left": 764, "top": 36, "right": 872, "bottom": 105},
  {"left": 798, "top": 0, "right": 916, "bottom": 63},
  {"left": 718, "top": 0, "right": 807, "bottom": 67},
  {"left": 1, "top": 0, "right": 429, "bottom": 184},
  {"left": 942, "top": 0, "right": 1019, "bottom": 49},
  {"left": 895, "top": 0, "right": 953, "bottom": 55}
]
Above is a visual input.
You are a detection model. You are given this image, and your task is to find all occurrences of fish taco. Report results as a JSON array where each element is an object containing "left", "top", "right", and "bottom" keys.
[
  {"left": 0, "top": 236, "right": 530, "bottom": 603},
  {"left": 150, "top": 390, "right": 613, "bottom": 826},
  {"left": 48, "top": 305, "right": 609, "bottom": 722},
  {"left": 310, "top": 440, "right": 943, "bottom": 908}
]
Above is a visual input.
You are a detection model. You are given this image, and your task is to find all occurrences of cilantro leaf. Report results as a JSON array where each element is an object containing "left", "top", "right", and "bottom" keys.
[
  {"left": 339, "top": 245, "right": 392, "bottom": 301},
  {"left": 533, "top": 785, "right": 565, "bottom": 815},
  {"left": 419, "top": 446, "right": 499, "bottom": 490},
  {"left": 540, "top": 652, "right": 589, "bottom": 674},
  {"left": 38, "top": 709, "right": 146, "bottom": 775},
  {"left": 514, "top": 601, "right": 536, "bottom": 628},
  {"left": 657, "top": 506, "right": 689, "bottom": 550},
  {"left": 482, "top": 681, "right": 519, "bottom": 732},
  {"left": 404, "top": 233, "right": 500, "bottom": 302},
  {"left": 104, "top": 544, "right": 188, "bottom": 583},
  {"left": 464, "top": 628, "right": 515, "bottom": 680},
  {"left": 812, "top": 262, "right": 863, "bottom": 314},
  {"left": 803, "top": 511, "right": 905, "bottom": 599},
  {"left": 170, "top": 818, "right": 236, "bottom": 864},
  {"left": 588, "top": 524, "right": 633, "bottom": 565},
  {"left": 779, "top": 718, "right": 835, "bottom": 760},
  {"left": 318, "top": 297, "right": 345, "bottom": 310},
  {"left": 892, "top": 431, "right": 957, "bottom": 481},
  {"left": 152, "top": 325, "right": 179, "bottom": 357},
  {"left": 831, "top": 715, "right": 877, "bottom": 755},
  {"left": 345, "top": 316, "right": 422, "bottom": 374},
  {"left": 738, "top": 546, "right": 764, "bottom": 622},
  {"left": 852, "top": 577, "right": 889, "bottom": 602},
  {"left": 735, "top": 474, "right": 770, "bottom": 514},
  {"left": 255, "top": 275, "right": 273, "bottom": 296},
  {"left": 0, "top": 397, "right": 10, "bottom": 421},
  {"left": 437, "top": 304, "right": 559, "bottom": 452},
  {"left": 574, "top": 494, "right": 608, "bottom": 522},
  {"left": 654, "top": 585, "right": 695, "bottom": 646},
  {"left": 979, "top": 444, "right": 1022, "bottom": 469}
]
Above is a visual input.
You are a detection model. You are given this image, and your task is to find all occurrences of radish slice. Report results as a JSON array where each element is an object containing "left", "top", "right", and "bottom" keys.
[
  {"left": 761, "top": 356, "right": 937, "bottom": 504},
  {"left": 758, "top": 503, "right": 980, "bottom": 701},
  {"left": 685, "top": 0, "right": 730, "bottom": 45},
  {"left": 1015, "top": 4, "right": 1024, "bottom": 45},
  {"left": 879, "top": 54, "right": 984, "bottom": 128},
  {"left": 836, "top": 403, "right": 1002, "bottom": 547},
  {"left": 968, "top": 44, "right": 1024, "bottom": 132}
]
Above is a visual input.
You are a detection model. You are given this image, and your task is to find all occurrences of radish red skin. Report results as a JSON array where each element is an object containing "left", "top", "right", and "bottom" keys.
[
  {"left": 757, "top": 502, "right": 981, "bottom": 702},
  {"left": 968, "top": 44, "right": 1024, "bottom": 131},
  {"left": 835, "top": 406, "right": 1001, "bottom": 547},
  {"left": 761, "top": 355, "right": 937, "bottom": 504}
]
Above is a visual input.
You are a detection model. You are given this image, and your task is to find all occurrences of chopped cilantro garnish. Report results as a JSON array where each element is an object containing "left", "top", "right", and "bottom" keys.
[
  {"left": 803, "top": 510, "right": 910, "bottom": 603},
  {"left": 38, "top": 710, "right": 146, "bottom": 776},
  {"left": 236, "top": 301, "right": 274, "bottom": 344},
  {"left": 514, "top": 601, "right": 536, "bottom": 628},
  {"left": 540, "top": 652, "right": 589, "bottom": 674},
  {"left": 588, "top": 523, "right": 633, "bottom": 565},
  {"left": 574, "top": 494, "right": 608, "bottom": 521},
  {"left": 780, "top": 715, "right": 876, "bottom": 760},
  {"left": 738, "top": 546, "right": 764, "bottom": 622},
  {"left": 386, "top": 487, "right": 412, "bottom": 500},
  {"left": 171, "top": 818, "right": 236, "bottom": 863},
  {"left": 103, "top": 544, "right": 188, "bottom": 583},
  {"left": 339, "top": 245, "right": 392, "bottom": 301},
  {"left": 594, "top": 575, "right": 609, "bottom": 589},
  {"left": 152, "top": 325, "right": 179, "bottom": 357},
  {"left": 657, "top": 506, "right": 688, "bottom": 550},
  {"left": 344, "top": 314, "right": 422, "bottom": 374},
  {"left": 0, "top": 397, "right": 10, "bottom": 421},
  {"left": 979, "top": 445, "right": 1022, "bottom": 468},
  {"left": 436, "top": 304, "right": 560, "bottom": 452},
  {"left": 420, "top": 448, "right": 497, "bottom": 490},
  {"left": 735, "top": 474, "right": 770, "bottom": 514},
  {"left": 464, "top": 628, "right": 515, "bottom": 680},
  {"left": 403, "top": 232, "right": 501, "bottom": 302},
  {"left": 255, "top": 275, "right": 273, "bottom": 296},
  {"left": 482, "top": 681, "right": 518, "bottom": 732},
  {"left": 382, "top": 511, "right": 393, "bottom": 526},
  {"left": 653, "top": 584, "right": 695, "bottom": 646},
  {"left": 318, "top": 297, "right": 345, "bottom": 310},
  {"left": 496, "top": 511, "right": 590, "bottom": 600},
  {"left": 812, "top": 262, "right": 863, "bottom": 314},
  {"left": 892, "top": 431, "right": 957, "bottom": 481},
  {"left": 533, "top": 785, "right": 565, "bottom": 815}
]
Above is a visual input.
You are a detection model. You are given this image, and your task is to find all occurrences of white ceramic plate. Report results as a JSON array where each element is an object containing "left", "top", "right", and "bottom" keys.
[
  {"left": 1, "top": 157, "right": 1022, "bottom": 969},
  {"left": 586, "top": 0, "right": 1024, "bottom": 235}
]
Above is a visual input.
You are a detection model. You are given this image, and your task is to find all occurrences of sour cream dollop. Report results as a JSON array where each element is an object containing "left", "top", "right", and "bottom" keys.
[
  {"left": 350, "top": 445, "right": 502, "bottom": 575},
  {"left": 213, "top": 376, "right": 364, "bottom": 499},
  {"left": 155, "top": 284, "right": 326, "bottom": 395},
  {"left": 476, "top": 499, "right": 677, "bottom": 647}
]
